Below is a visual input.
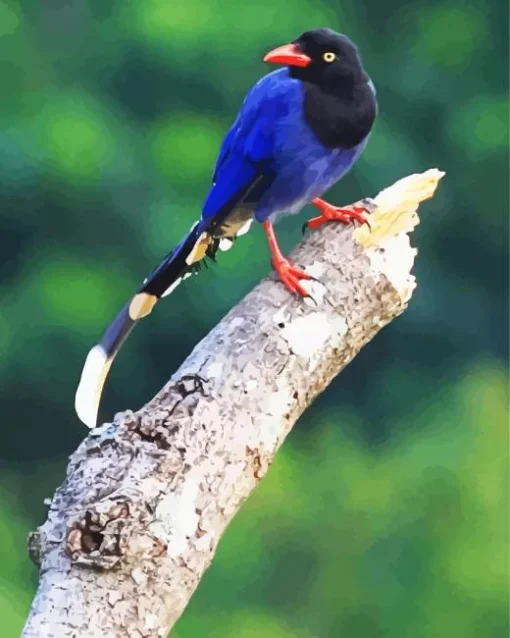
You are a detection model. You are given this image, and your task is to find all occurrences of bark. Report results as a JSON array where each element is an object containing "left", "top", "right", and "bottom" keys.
[{"left": 23, "top": 170, "right": 444, "bottom": 638}]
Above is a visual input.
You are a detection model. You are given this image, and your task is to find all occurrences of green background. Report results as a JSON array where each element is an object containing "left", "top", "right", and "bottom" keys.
[{"left": 0, "top": 0, "right": 508, "bottom": 636}]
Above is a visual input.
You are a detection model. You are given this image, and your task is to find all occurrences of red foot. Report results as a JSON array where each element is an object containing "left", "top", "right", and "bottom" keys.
[
  {"left": 306, "top": 198, "right": 370, "bottom": 231},
  {"left": 263, "top": 220, "right": 312, "bottom": 297},
  {"left": 273, "top": 257, "right": 313, "bottom": 297}
]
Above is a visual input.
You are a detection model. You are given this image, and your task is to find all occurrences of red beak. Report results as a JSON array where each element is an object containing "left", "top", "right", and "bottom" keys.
[{"left": 264, "top": 43, "right": 312, "bottom": 68}]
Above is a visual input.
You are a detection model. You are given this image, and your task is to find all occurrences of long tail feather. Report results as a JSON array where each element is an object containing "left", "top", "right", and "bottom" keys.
[{"left": 75, "top": 221, "right": 211, "bottom": 428}]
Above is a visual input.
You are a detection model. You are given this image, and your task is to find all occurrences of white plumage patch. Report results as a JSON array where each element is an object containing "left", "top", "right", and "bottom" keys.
[
  {"left": 75, "top": 345, "right": 112, "bottom": 429},
  {"left": 219, "top": 238, "right": 234, "bottom": 252},
  {"left": 218, "top": 219, "right": 253, "bottom": 252},
  {"left": 161, "top": 277, "right": 182, "bottom": 298},
  {"left": 236, "top": 219, "right": 253, "bottom": 236}
]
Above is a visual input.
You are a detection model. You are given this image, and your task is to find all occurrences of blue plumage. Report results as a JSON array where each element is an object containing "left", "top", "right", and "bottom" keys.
[
  {"left": 203, "top": 69, "right": 369, "bottom": 224},
  {"left": 75, "top": 28, "right": 377, "bottom": 428}
]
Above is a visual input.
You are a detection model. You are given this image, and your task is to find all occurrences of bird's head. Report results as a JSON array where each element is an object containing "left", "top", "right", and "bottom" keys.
[{"left": 264, "top": 28, "right": 369, "bottom": 89}]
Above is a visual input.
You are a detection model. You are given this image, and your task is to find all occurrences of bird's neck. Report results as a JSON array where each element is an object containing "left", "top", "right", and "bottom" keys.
[{"left": 302, "top": 81, "right": 377, "bottom": 149}]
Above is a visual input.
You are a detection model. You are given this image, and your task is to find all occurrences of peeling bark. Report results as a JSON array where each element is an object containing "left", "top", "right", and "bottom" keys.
[{"left": 22, "top": 170, "right": 444, "bottom": 638}]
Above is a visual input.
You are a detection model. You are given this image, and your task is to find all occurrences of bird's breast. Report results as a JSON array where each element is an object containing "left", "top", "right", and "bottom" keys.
[{"left": 255, "top": 142, "right": 360, "bottom": 223}]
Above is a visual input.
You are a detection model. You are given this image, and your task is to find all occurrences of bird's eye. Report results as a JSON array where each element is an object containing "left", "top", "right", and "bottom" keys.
[{"left": 322, "top": 52, "right": 336, "bottom": 63}]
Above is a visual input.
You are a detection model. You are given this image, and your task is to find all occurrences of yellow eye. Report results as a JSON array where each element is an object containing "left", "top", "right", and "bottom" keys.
[{"left": 323, "top": 52, "right": 336, "bottom": 63}]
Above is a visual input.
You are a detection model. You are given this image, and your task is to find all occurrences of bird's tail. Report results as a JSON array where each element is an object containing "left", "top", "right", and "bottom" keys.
[{"left": 75, "top": 219, "right": 214, "bottom": 428}]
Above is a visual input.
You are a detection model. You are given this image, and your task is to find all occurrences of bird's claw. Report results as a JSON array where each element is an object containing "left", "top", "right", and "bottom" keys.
[
  {"left": 306, "top": 203, "right": 372, "bottom": 232},
  {"left": 273, "top": 258, "right": 314, "bottom": 297}
]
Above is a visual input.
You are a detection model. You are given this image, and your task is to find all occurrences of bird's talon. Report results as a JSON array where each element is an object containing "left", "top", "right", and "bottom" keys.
[
  {"left": 287, "top": 265, "right": 313, "bottom": 281},
  {"left": 308, "top": 199, "right": 372, "bottom": 230},
  {"left": 272, "top": 258, "right": 312, "bottom": 298}
]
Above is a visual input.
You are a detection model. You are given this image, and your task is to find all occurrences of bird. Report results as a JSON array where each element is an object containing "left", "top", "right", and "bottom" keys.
[{"left": 75, "top": 28, "right": 377, "bottom": 428}]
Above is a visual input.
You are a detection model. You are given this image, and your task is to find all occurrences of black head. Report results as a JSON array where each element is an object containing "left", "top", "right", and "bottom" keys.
[{"left": 264, "top": 28, "right": 369, "bottom": 90}]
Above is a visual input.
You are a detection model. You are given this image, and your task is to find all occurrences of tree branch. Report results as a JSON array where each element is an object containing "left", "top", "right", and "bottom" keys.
[{"left": 23, "top": 170, "right": 444, "bottom": 638}]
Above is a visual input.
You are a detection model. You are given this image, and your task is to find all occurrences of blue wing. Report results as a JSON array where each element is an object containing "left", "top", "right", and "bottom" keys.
[
  {"left": 211, "top": 124, "right": 237, "bottom": 185},
  {"left": 202, "top": 69, "right": 294, "bottom": 221}
]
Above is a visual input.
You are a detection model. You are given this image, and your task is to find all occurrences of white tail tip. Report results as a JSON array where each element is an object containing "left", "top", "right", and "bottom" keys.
[{"left": 75, "top": 345, "right": 112, "bottom": 429}]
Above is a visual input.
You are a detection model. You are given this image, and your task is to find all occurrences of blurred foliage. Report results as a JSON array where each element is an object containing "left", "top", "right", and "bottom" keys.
[{"left": 0, "top": 0, "right": 507, "bottom": 636}]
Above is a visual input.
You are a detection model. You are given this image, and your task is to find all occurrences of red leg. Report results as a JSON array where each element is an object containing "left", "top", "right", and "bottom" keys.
[
  {"left": 306, "top": 197, "right": 370, "bottom": 231},
  {"left": 263, "top": 221, "right": 312, "bottom": 297}
]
